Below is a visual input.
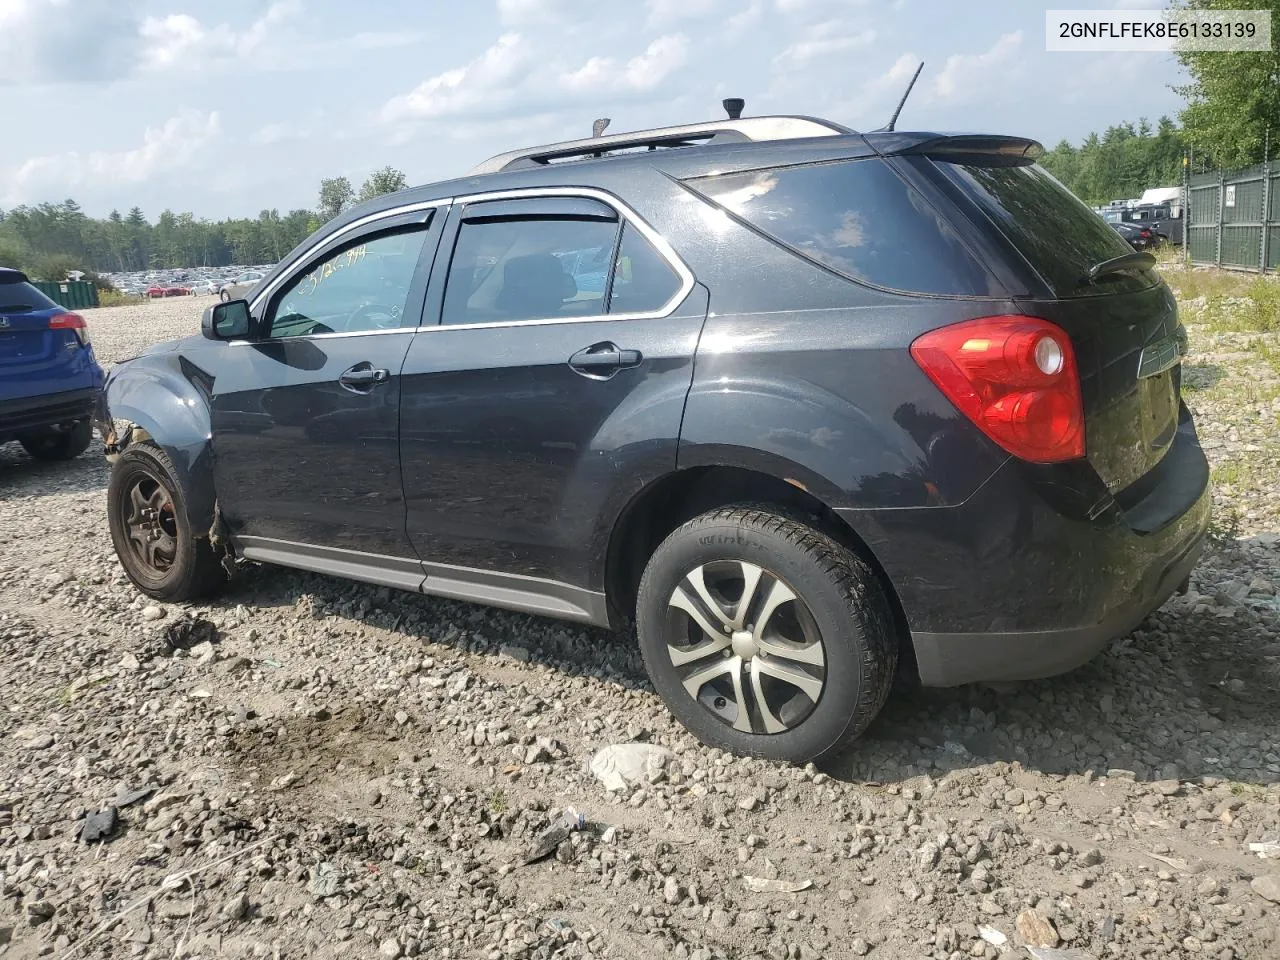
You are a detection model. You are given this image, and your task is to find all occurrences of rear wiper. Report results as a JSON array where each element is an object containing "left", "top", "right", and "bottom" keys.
[{"left": 1083, "top": 251, "right": 1156, "bottom": 285}]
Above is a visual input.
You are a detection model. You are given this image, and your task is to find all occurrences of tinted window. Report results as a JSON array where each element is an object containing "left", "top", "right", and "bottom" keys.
[
  {"left": 685, "top": 159, "right": 996, "bottom": 296},
  {"left": 608, "top": 224, "right": 682, "bottom": 314},
  {"left": 442, "top": 214, "right": 620, "bottom": 326},
  {"left": 0, "top": 280, "right": 57, "bottom": 313},
  {"left": 268, "top": 227, "right": 430, "bottom": 338},
  {"left": 936, "top": 161, "right": 1148, "bottom": 297}
]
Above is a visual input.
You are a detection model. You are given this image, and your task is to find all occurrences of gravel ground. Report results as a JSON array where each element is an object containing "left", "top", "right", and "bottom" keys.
[{"left": 1, "top": 292, "right": 1278, "bottom": 960}]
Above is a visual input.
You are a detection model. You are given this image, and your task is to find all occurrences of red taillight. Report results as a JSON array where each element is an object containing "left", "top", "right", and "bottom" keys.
[
  {"left": 909, "top": 315, "right": 1085, "bottom": 463},
  {"left": 1140, "top": 229, "right": 1152, "bottom": 238},
  {"left": 49, "top": 311, "right": 90, "bottom": 346}
]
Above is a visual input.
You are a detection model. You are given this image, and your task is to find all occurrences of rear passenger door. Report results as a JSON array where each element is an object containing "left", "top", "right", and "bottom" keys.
[{"left": 399, "top": 190, "right": 708, "bottom": 599}]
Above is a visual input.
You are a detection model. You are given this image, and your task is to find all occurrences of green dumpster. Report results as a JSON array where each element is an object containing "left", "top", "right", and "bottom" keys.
[{"left": 32, "top": 280, "right": 99, "bottom": 310}]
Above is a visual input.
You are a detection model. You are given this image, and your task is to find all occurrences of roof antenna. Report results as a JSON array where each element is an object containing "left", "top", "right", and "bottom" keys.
[
  {"left": 883, "top": 61, "right": 924, "bottom": 132},
  {"left": 722, "top": 98, "right": 745, "bottom": 120},
  {"left": 592, "top": 117, "right": 611, "bottom": 137}
]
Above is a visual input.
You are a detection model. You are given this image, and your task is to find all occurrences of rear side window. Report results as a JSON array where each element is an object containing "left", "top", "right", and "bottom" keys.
[
  {"left": 443, "top": 213, "right": 620, "bottom": 326},
  {"left": 0, "top": 280, "right": 57, "bottom": 313},
  {"left": 935, "top": 161, "right": 1148, "bottom": 297},
  {"left": 609, "top": 224, "right": 682, "bottom": 314},
  {"left": 684, "top": 159, "right": 998, "bottom": 296}
]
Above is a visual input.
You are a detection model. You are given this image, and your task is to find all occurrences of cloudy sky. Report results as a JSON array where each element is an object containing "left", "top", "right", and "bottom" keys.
[{"left": 3, "top": 0, "right": 1182, "bottom": 219}]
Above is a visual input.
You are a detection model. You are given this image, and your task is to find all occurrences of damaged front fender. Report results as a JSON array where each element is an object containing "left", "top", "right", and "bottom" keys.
[{"left": 99, "top": 353, "right": 218, "bottom": 538}]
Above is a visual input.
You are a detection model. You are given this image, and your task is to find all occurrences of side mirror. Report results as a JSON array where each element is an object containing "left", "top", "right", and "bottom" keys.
[{"left": 202, "top": 299, "right": 253, "bottom": 341}]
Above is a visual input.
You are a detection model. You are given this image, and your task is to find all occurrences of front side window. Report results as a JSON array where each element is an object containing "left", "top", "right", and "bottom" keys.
[
  {"left": 442, "top": 211, "right": 621, "bottom": 326},
  {"left": 267, "top": 226, "right": 430, "bottom": 338}
]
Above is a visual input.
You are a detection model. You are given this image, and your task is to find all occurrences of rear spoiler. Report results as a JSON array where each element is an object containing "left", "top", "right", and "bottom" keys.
[{"left": 894, "top": 134, "right": 1044, "bottom": 166}]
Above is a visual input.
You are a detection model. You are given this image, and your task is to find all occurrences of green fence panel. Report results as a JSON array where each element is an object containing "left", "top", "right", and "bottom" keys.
[
  {"left": 1266, "top": 227, "right": 1280, "bottom": 270},
  {"left": 1222, "top": 176, "right": 1265, "bottom": 223},
  {"left": 1188, "top": 225, "right": 1218, "bottom": 263},
  {"left": 31, "top": 280, "right": 99, "bottom": 310},
  {"left": 1220, "top": 225, "right": 1262, "bottom": 268}
]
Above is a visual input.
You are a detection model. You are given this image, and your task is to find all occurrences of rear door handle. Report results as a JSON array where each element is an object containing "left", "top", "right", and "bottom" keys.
[
  {"left": 339, "top": 362, "right": 390, "bottom": 393},
  {"left": 569, "top": 342, "right": 643, "bottom": 379}
]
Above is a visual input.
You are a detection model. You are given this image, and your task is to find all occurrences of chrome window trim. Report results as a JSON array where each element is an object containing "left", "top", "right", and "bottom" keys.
[
  {"left": 247, "top": 198, "right": 453, "bottom": 316},
  {"left": 422, "top": 185, "right": 695, "bottom": 333},
  {"left": 226, "top": 327, "right": 412, "bottom": 346}
]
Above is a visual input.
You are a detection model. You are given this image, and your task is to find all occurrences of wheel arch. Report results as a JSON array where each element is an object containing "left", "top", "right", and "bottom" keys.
[
  {"left": 101, "top": 356, "right": 219, "bottom": 541},
  {"left": 603, "top": 464, "right": 916, "bottom": 680}
]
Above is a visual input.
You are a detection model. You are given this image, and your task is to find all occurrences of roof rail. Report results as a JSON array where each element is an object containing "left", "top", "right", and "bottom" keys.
[{"left": 469, "top": 115, "right": 853, "bottom": 176}]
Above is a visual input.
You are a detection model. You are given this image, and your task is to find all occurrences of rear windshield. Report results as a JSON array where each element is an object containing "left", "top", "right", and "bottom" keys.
[
  {"left": 684, "top": 159, "right": 1000, "bottom": 296},
  {"left": 935, "top": 161, "right": 1151, "bottom": 297},
  {"left": 0, "top": 279, "right": 57, "bottom": 313}
]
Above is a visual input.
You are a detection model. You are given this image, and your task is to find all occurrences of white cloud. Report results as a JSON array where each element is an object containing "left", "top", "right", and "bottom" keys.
[
  {"left": 622, "top": 34, "right": 690, "bottom": 90},
  {"left": 6, "top": 110, "right": 221, "bottom": 204},
  {"left": 0, "top": 0, "right": 140, "bottom": 85},
  {"left": 382, "top": 33, "right": 529, "bottom": 121},
  {"left": 774, "top": 23, "right": 875, "bottom": 68},
  {"left": 138, "top": 0, "right": 302, "bottom": 72},
  {"left": 561, "top": 34, "right": 690, "bottom": 92},
  {"left": 496, "top": 0, "right": 596, "bottom": 24},
  {"left": 727, "top": 0, "right": 764, "bottom": 31},
  {"left": 933, "top": 30, "right": 1023, "bottom": 101},
  {"left": 385, "top": 31, "right": 690, "bottom": 126},
  {"left": 646, "top": 0, "right": 719, "bottom": 27}
]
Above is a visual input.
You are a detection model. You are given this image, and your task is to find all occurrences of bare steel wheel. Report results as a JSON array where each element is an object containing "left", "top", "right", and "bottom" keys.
[
  {"left": 122, "top": 472, "right": 179, "bottom": 575},
  {"left": 637, "top": 506, "right": 898, "bottom": 763},
  {"left": 667, "top": 560, "right": 826, "bottom": 734},
  {"left": 107, "top": 442, "right": 226, "bottom": 602}
]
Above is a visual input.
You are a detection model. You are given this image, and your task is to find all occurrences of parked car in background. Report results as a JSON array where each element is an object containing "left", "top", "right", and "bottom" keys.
[
  {"left": 146, "top": 284, "right": 192, "bottom": 298},
  {"left": 1111, "top": 221, "right": 1158, "bottom": 251},
  {"left": 219, "top": 271, "right": 266, "bottom": 302},
  {"left": 189, "top": 280, "right": 221, "bottom": 296},
  {"left": 98, "top": 110, "right": 1208, "bottom": 763},
  {"left": 1, "top": 268, "right": 103, "bottom": 460}
]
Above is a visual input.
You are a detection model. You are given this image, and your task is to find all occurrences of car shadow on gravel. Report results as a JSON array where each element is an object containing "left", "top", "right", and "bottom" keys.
[
  {"left": 0, "top": 445, "right": 107, "bottom": 493},
  {"left": 198, "top": 543, "right": 1279, "bottom": 790},
  {"left": 833, "top": 590, "right": 1280, "bottom": 788},
  {"left": 1181, "top": 361, "right": 1226, "bottom": 392}
]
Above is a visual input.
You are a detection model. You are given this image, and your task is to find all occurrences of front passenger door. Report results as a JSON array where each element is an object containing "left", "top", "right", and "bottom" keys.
[{"left": 211, "top": 211, "right": 443, "bottom": 572}]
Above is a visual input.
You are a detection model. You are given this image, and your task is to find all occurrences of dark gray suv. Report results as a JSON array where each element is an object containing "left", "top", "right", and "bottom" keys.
[{"left": 98, "top": 111, "right": 1209, "bottom": 763}]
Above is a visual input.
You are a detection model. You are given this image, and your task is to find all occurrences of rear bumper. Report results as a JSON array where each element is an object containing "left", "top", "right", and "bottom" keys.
[
  {"left": 0, "top": 388, "right": 99, "bottom": 440},
  {"left": 839, "top": 412, "right": 1211, "bottom": 687},
  {"left": 908, "top": 515, "right": 1205, "bottom": 685}
]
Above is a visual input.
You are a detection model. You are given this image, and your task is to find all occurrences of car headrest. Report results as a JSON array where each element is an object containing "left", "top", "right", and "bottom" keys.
[{"left": 494, "top": 253, "right": 576, "bottom": 316}]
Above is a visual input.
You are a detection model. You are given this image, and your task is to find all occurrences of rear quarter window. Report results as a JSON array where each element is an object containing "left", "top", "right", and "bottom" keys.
[
  {"left": 684, "top": 158, "right": 1000, "bottom": 297},
  {"left": 0, "top": 280, "right": 57, "bottom": 312}
]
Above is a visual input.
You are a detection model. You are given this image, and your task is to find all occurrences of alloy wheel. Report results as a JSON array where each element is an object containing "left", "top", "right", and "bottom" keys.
[{"left": 665, "top": 560, "right": 826, "bottom": 735}]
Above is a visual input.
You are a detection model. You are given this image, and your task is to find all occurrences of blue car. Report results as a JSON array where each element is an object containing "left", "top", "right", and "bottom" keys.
[{"left": 0, "top": 268, "right": 104, "bottom": 461}]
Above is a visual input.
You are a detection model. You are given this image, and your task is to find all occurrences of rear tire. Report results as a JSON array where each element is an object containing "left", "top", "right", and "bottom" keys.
[
  {"left": 636, "top": 506, "right": 898, "bottom": 763},
  {"left": 107, "top": 442, "right": 226, "bottom": 602},
  {"left": 19, "top": 420, "right": 93, "bottom": 461}
]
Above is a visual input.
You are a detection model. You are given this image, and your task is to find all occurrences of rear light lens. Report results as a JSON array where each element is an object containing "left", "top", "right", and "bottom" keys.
[
  {"left": 910, "top": 315, "right": 1085, "bottom": 463},
  {"left": 49, "top": 311, "right": 90, "bottom": 346}
]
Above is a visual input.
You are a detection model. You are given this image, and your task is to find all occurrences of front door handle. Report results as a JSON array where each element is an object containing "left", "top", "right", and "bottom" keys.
[
  {"left": 569, "top": 342, "right": 643, "bottom": 379},
  {"left": 339, "top": 362, "right": 390, "bottom": 393}
]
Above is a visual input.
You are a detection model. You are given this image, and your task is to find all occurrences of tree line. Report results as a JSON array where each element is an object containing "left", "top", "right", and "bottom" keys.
[
  {"left": 0, "top": 166, "right": 408, "bottom": 281},
  {"left": 1039, "top": 116, "right": 1189, "bottom": 207}
]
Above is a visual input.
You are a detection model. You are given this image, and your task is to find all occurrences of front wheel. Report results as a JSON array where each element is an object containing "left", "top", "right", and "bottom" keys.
[
  {"left": 19, "top": 420, "right": 93, "bottom": 461},
  {"left": 220, "top": 290, "right": 231, "bottom": 302},
  {"left": 636, "top": 506, "right": 898, "bottom": 763},
  {"left": 107, "top": 442, "right": 226, "bottom": 602}
]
